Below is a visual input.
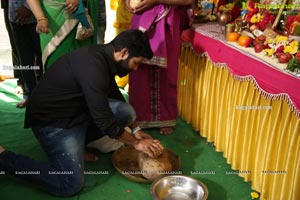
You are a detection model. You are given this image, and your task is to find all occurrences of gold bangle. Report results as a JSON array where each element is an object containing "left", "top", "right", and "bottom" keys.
[{"left": 37, "top": 17, "right": 48, "bottom": 23}]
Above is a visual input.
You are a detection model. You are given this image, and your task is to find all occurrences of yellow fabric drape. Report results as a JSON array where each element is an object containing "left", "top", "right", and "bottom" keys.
[{"left": 178, "top": 43, "right": 300, "bottom": 200}]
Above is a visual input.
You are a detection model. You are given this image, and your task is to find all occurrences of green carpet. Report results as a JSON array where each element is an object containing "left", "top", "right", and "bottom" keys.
[{"left": 0, "top": 79, "right": 258, "bottom": 200}]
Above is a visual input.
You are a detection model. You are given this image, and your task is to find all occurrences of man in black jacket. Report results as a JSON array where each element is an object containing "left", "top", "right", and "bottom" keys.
[{"left": 0, "top": 30, "right": 162, "bottom": 196}]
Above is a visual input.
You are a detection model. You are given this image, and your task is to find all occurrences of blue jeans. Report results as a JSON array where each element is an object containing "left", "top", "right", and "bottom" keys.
[{"left": 0, "top": 99, "right": 135, "bottom": 196}]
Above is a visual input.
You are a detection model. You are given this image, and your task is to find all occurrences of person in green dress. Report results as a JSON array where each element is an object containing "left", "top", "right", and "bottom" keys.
[{"left": 27, "top": 0, "right": 98, "bottom": 69}]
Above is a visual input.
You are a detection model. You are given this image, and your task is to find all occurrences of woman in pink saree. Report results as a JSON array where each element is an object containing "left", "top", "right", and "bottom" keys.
[{"left": 128, "top": 0, "right": 192, "bottom": 134}]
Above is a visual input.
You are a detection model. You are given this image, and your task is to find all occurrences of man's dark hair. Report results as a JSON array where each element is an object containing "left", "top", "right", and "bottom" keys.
[{"left": 109, "top": 29, "right": 153, "bottom": 59}]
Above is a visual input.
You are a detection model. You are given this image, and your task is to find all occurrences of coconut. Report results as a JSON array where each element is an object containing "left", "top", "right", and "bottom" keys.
[
  {"left": 137, "top": 150, "right": 172, "bottom": 180},
  {"left": 130, "top": 0, "right": 142, "bottom": 9}
]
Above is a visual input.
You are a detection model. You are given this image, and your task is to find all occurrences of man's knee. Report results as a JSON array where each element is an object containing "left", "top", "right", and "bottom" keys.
[
  {"left": 116, "top": 102, "right": 136, "bottom": 125},
  {"left": 52, "top": 174, "right": 84, "bottom": 197}
]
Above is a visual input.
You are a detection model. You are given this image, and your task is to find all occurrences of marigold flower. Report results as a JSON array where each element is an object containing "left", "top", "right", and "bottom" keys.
[
  {"left": 251, "top": 192, "right": 259, "bottom": 199},
  {"left": 265, "top": 48, "right": 275, "bottom": 57},
  {"left": 284, "top": 45, "right": 298, "bottom": 54}
]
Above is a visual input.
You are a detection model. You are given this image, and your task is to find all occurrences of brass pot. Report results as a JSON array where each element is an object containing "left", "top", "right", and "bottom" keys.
[
  {"left": 235, "top": 19, "right": 248, "bottom": 34},
  {"left": 217, "top": 10, "right": 232, "bottom": 26}
]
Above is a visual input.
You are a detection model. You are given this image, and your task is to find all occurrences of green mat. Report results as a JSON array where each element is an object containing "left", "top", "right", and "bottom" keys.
[{"left": 0, "top": 79, "right": 259, "bottom": 200}]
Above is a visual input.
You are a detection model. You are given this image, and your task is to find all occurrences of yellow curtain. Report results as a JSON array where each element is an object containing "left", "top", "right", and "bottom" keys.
[{"left": 178, "top": 43, "right": 300, "bottom": 200}]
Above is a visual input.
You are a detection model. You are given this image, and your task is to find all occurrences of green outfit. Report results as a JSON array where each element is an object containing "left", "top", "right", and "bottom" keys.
[{"left": 40, "top": 0, "right": 98, "bottom": 69}]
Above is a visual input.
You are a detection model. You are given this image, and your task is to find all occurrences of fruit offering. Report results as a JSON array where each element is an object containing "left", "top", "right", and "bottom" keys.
[
  {"left": 254, "top": 43, "right": 265, "bottom": 53},
  {"left": 226, "top": 32, "right": 240, "bottom": 42},
  {"left": 238, "top": 35, "right": 252, "bottom": 47},
  {"left": 262, "top": 35, "right": 299, "bottom": 63}
]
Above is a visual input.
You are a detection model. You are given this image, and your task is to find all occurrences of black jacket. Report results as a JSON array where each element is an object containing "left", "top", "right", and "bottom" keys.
[{"left": 25, "top": 44, "right": 126, "bottom": 138}]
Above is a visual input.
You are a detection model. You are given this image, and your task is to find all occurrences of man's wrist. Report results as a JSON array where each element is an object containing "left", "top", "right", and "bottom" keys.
[
  {"left": 132, "top": 126, "right": 141, "bottom": 134},
  {"left": 118, "top": 129, "right": 139, "bottom": 147}
]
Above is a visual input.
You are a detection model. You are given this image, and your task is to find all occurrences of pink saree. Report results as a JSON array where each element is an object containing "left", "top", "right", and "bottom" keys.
[{"left": 129, "top": 5, "right": 189, "bottom": 128}]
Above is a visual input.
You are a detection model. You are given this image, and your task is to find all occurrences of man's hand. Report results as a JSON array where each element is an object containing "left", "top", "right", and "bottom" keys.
[
  {"left": 117, "top": 129, "right": 163, "bottom": 158},
  {"left": 134, "top": 130, "right": 153, "bottom": 140},
  {"left": 133, "top": 139, "right": 163, "bottom": 158}
]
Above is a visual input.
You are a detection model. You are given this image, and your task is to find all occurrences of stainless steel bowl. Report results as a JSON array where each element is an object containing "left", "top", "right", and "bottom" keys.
[{"left": 150, "top": 175, "right": 208, "bottom": 200}]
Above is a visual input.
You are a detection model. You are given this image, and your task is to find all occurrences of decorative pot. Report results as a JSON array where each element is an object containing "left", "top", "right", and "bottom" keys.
[{"left": 217, "top": 10, "right": 232, "bottom": 26}]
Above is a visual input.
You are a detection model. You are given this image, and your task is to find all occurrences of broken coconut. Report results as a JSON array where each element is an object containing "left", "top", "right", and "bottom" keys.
[{"left": 137, "top": 150, "right": 172, "bottom": 180}]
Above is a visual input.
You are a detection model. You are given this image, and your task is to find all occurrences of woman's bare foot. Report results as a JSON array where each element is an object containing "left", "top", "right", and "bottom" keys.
[
  {"left": 159, "top": 127, "right": 173, "bottom": 135},
  {"left": 16, "top": 99, "right": 27, "bottom": 108},
  {"left": 84, "top": 151, "right": 99, "bottom": 162}
]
